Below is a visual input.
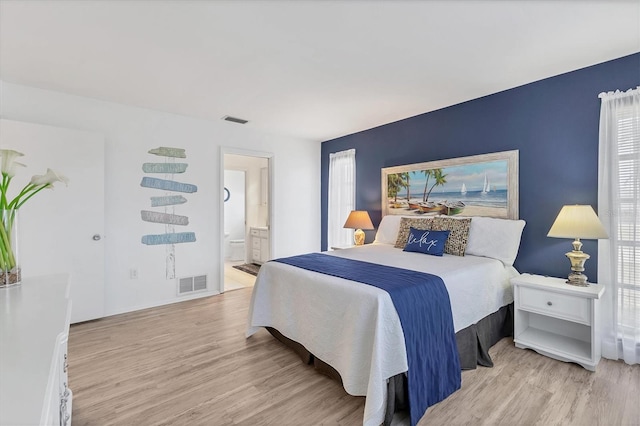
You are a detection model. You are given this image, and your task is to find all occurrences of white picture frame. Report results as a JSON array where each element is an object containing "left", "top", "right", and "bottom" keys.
[{"left": 381, "top": 150, "right": 519, "bottom": 219}]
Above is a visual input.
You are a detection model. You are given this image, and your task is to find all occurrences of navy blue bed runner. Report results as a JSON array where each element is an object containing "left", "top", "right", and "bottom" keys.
[{"left": 273, "top": 253, "right": 461, "bottom": 426}]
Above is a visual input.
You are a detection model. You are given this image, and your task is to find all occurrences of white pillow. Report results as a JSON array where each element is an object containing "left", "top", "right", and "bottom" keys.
[
  {"left": 373, "top": 215, "right": 404, "bottom": 245},
  {"left": 465, "top": 216, "right": 526, "bottom": 266}
]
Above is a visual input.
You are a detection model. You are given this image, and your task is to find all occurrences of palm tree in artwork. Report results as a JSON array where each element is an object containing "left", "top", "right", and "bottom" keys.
[
  {"left": 402, "top": 172, "right": 411, "bottom": 201},
  {"left": 422, "top": 170, "right": 433, "bottom": 201},
  {"left": 388, "top": 173, "right": 408, "bottom": 204},
  {"left": 425, "top": 169, "right": 447, "bottom": 202}
]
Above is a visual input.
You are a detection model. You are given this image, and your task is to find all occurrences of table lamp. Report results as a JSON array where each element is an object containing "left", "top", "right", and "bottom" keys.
[
  {"left": 547, "top": 205, "right": 608, "bottom": 286},
  {"left": 343, "top": 210, "right": 374, "bottom": 246}
]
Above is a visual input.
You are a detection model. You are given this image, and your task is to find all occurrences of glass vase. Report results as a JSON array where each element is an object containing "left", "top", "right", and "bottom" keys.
[{"left": 0, "top": 209, "right": 20, "bottom": 287}]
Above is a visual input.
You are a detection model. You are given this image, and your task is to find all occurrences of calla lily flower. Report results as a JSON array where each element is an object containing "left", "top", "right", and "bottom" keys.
[
  {"left": 30, "top": 168, "right": 69, "bottom": 187},
  {"left": 0, "top": 149, "right": 25, "bottom": 178},
  {"left": 0, "top": 150, "right": 68, "bottom": 285},
  {"left": 6, "top": 162, "right": 26, "bottom": 178}
]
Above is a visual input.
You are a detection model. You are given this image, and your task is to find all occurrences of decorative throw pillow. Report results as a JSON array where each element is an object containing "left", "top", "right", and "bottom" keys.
[
  {"left": 465, "top": 216, "right": 526, "bottom": 266},
  {"left": 373, "top": 215, "right": 404, "bottom": 245},
  {"left": 394, "top": 217, "right": 434, "bottom": 248},
  {"left": 431, "top": 216, "right": 472, "bottom": 256},
  {"left": 403, "top": 227, "right": 450, "bottom": 256}
]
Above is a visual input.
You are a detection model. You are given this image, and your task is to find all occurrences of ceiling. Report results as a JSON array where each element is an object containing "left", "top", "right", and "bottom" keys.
[{"left": 1, "top": 1, "right": 638, "bottom": 142}]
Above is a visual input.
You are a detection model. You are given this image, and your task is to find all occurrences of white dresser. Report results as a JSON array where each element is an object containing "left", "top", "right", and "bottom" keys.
[
  {"left": 512, "top": 273, "right": 605, "bottom": 371},
  {"left": 250, "top": 226, "right": 270, "bottom": 264},
  {"left": 0, "top": 274, "right": 73, "bottom": 425}
]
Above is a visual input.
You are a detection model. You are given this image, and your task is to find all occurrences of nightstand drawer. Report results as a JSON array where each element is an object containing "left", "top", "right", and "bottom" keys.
[{"left": 518, "top": 286, "right": 590, "bottom": 325}]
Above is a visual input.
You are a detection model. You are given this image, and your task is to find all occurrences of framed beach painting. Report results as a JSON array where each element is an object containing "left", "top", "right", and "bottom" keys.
[{"left": 381, "top": 150, "right": 519, "bottom": 219}]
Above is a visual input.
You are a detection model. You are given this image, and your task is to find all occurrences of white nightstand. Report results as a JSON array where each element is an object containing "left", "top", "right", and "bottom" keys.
[{"left": 511, "top": 273, "right": 605, "bottom": 371}]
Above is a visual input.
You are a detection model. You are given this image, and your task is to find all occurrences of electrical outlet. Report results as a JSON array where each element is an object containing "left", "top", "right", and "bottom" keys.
[{"left": 129, "top": 268, "right": 138, "bottom": 279}]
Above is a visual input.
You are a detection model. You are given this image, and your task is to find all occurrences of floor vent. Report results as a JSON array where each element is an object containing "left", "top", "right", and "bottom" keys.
[{"left": 177, "top": 275, "right": 208, "bottom": 295}]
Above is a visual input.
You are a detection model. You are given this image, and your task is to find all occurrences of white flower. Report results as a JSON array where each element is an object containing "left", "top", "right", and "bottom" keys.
[
  {"left": 0, "top": 150, "right": 68, "bottom": 278},
  {"left": 0, "top": 149, "right": 25, "bottom": 178},
  {"left": 30, "top": 168, "right": 69, "bottom": 187}
]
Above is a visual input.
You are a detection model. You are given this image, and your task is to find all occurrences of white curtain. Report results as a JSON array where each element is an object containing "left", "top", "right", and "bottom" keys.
[
  {"left": 598, "top": 86, "right": 640, "bottom": 365},
  {"left": 328, "top": 149, "right": 355, "bottom": 248}
]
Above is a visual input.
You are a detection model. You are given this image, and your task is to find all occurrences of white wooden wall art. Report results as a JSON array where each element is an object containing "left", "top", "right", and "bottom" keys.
[{"left": 140, "top": 146, "right": 197, "bottom": 279}]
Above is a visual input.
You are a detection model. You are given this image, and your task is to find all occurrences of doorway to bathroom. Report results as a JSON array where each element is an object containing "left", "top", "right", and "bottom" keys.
[
  {"left": 222, "top": 149, "right": 272, "bottom": 292},
  {"left": 223, "top": 169, "right": 247, "bottom": 291}
]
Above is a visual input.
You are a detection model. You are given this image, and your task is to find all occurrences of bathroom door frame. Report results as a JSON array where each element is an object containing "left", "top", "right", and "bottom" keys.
[{"left": 220, "top": 147, "right": 274, "bottom": 294}]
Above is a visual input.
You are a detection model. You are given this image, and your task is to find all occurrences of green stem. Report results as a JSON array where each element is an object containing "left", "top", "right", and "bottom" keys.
[
  {"left": 0, "top": 175, "right": 8, "bottom": 210},
  {"left": 0, "top": 239, "right": 10, "bottom": 271},
  {"left": 7, "top": 183, "right": 36, "bottom": 210},
  {"left": 0, "top": 215, "right": 16, "bottom": 270},
  {"left": 14, "top": 185, "right": 48, "bottom": 210},
  {"left": 0, "top": 236, "right": 6, "bottom": 270}
]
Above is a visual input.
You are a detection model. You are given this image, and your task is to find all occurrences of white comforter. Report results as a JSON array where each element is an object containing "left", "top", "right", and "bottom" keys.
[{"left": 246, "top": 243, "right": 518, "bottom": 426}]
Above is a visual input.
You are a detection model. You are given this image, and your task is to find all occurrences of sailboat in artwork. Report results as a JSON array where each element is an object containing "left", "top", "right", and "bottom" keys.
[
  {"left": 461, "top": 183, "right": 467, "bottom": 195},
  {"left": 481, "top": 174, "right": 490, "bottom": 194}
]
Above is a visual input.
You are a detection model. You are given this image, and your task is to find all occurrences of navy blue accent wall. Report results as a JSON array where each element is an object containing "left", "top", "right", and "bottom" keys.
[{"left": 321, "top": 53, "right": 639, "bottom": 279}]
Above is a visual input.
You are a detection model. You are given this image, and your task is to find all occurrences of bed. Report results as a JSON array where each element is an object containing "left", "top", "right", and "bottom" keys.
[{"left": 246, "top": 214, "right": 526, "bottom": 426}]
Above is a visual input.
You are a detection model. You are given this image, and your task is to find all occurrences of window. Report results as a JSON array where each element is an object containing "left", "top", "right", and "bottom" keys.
[
  {"left": 328, "top": 149, "right": 355, "bottom": 248},
  {"left": 598, "top": 87, "right": 639, "bottom": 364},
  {"left": 614, "top": 106, "right": 639, "bottom": 333}
]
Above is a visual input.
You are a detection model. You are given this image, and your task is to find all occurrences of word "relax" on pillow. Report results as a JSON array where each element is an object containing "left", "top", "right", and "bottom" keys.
[{"left": 403, "top": 228, "right": 450, "bottom": 256}]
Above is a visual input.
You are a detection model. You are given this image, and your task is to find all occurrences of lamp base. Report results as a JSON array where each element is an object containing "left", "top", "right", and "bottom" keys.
[
  {"left": 566, "top": 272, "right": 589, "bottom": 286},
  {"left": 354, "top": 229, "right": 365, "bottom": 246},
  {"left": 565, "top": 242, "right": 590, "bottom": 286}
]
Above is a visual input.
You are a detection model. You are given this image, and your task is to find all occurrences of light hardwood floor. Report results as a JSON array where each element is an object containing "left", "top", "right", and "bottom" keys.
[{"left": 69, "top": 288, "right": 639, "bottom": 425}]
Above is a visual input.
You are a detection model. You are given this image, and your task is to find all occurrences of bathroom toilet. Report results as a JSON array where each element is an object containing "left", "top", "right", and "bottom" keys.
[{"left": 229, "top": 239, "right": 245, "bottom": 261}]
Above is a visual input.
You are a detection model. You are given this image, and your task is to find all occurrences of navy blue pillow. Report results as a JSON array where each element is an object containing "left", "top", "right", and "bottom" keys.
[{"left": 403, "top": 227, "right": 450, "bottom": 256}]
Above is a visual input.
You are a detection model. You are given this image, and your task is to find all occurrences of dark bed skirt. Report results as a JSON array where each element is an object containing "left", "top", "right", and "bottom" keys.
[{"left": 265, "top": 303, "right": 514, "bottom": 424}]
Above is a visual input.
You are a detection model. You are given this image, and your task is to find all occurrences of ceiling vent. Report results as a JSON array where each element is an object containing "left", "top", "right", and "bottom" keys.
[{"left": 222, "top": 115, "right": 249, "bottom": 124}]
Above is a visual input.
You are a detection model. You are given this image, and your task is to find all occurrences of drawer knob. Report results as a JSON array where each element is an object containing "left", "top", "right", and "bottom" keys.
[{"left": 547, "top": 301, "right": 553, "bottom": 306}]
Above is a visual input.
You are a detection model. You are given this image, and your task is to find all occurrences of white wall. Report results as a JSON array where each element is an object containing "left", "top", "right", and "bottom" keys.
[{"left": 0, "top": 81, "right": 321, "bottom": 316}]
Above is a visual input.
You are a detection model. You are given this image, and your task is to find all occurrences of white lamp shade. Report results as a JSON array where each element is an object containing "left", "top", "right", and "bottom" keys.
[
  {"left": 547, "top": 205, "right": 608, "bottom": 239},
  {"left": 343, "top": 210, "right": 374, "bottom": 230}
]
